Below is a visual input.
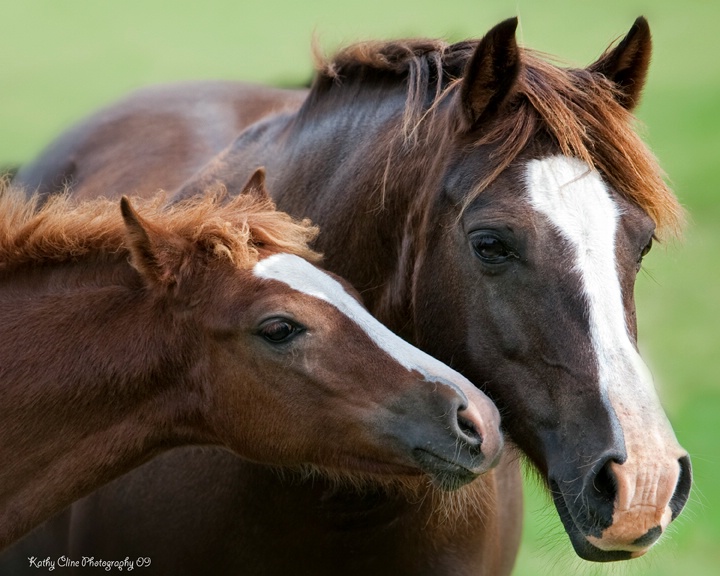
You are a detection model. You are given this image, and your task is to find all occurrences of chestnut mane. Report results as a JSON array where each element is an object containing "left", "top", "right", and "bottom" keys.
[
  {"left": 313, "top": 37, "right": 683, "bottom": 238},
  {"left": 0, "top": 183, "right": 320, "bottom": 273}
]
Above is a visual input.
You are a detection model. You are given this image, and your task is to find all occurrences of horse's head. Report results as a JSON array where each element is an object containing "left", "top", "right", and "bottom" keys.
[
  {"left": 411, "top": 17, "right": 690, "bottom": 560},
  {"left": 119, "top": 178, "right": 502, "bottom": 492}
]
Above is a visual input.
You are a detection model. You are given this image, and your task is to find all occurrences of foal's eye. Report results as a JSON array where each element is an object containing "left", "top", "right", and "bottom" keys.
[
  {"left": 258, "top": 319, "right": 304, "bottom": 344},
  {"left": 470, "top": 233, "right": 516, "bottom": 264}
]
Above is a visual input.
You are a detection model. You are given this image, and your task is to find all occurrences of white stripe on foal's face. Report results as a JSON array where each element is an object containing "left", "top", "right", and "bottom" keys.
[
  {"left": 253, "top": 253, "right": 470, "bottom": 395},
  {"left": 524, "top": 155, "right": 659, "bottom": 417}
]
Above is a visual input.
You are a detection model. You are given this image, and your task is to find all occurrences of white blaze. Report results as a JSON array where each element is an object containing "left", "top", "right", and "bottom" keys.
[
  {"left": 525, "top": 155, "right": 687, "bottom": 546},
  {"left": 253, "top": 253, "right": 472, "bottom": 395},
  {"left": 525, "top": 155, "right": 659, "bottom": 414}
]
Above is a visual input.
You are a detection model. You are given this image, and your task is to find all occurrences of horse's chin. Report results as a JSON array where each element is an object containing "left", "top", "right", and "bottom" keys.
[
  {"left": 566, "top": 530, "right": 635, "bottom": 562},
  {"left": 550, "top": 488, "right": 638, "bottom": 562}
]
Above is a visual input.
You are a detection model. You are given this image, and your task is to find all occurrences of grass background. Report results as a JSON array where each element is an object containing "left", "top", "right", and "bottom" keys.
[{"left": 2, "top": 1, "right": 718, "bottom": 574}]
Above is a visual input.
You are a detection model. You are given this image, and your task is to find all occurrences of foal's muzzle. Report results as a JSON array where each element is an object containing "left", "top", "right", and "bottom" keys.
[{"left": 390, "top": 378, "right": 503, "bottom": 491}]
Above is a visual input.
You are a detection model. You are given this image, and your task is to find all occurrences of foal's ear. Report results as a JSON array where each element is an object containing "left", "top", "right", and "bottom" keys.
[
  {"left": 588, "top": 16, "right": 652, "bottom": 110},
  {"left": 458, "top": 17, "right": 520, "bottom": 130},
  {"left": 241, "top": 167, "right": 271, "bottom": 201},
  {"left": 120, "top": 197, "right": 175, "bottom": 287}
]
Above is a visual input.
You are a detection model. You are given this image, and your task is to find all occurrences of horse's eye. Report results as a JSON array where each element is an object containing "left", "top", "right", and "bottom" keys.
[
  {"left": 258, "top": 319, "right": 304, "bottom": 344},
  {"left": 641, "top": 238, "right": 653, "bottom": 259},
  {"left": 637, "top": 238, "right": 653, "bottom": 270},
  {"left": 471, "top": 234, "right": 515, "bottom": 264}
]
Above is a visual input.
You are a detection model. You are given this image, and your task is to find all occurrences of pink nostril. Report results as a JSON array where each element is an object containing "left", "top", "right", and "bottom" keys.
[{"left": 457, "top": 414, "right": 482, "bottom": 446}]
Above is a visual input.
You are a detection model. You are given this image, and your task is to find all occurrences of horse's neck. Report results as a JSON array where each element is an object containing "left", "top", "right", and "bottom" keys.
[
  {"left": 0, "top": 269, "right": 209, "bottom": 548},
  {"left": 267, "top": 87, "right": 437, "bottom": 334}
]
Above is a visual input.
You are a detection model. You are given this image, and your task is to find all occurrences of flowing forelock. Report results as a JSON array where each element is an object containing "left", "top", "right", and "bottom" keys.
[
  {"left": 461, "top": 50, "right": 684, "bottom": 239},
  {"left": 0, "top": 182, "right": 320, "bottom": 272},
  {"left": 313, "top": 37, "right": 683, "bottom": 238}
]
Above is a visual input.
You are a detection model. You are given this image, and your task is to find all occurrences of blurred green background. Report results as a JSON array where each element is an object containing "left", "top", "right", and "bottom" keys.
[{"left": 2, "top": 0, "right": 717, "bottom": 574}]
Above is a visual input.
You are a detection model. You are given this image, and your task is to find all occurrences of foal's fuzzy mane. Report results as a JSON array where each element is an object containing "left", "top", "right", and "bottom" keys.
[
  {"left": 314, "top": 36, "right": 683, "bottom": 238},
  {"left": 0, "top": 183, "right": 320, "bottom": 271}
]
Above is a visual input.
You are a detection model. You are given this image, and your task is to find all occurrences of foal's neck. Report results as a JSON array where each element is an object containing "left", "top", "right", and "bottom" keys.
[{"left": 0, "top": 268, "right": 211, "bottom": 548}]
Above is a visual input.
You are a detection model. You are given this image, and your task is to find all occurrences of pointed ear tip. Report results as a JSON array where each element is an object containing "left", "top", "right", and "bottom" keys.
[
  {"left": 120, "top": 197, "right": 146, "bottom": 233},
  {"left": 495, "top": 16, "right": 519, "bottom": 35},
  {"left": 250, "top": 166, "right": 267, "bottom": 182},
  {"left": 249, "top": 166, "right": 266, "bottom": 178},
  {"left": 119, "top": 196, "right": 133, "bottom": 217},
  {"left": 242, "top": 166, "right": 271, "bottom": 199},
  {"left": 632, "top": 16, "right": 651, "bottom": 37}
]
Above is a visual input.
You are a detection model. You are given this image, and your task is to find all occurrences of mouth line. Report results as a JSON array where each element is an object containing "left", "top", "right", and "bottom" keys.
[{"left": 412, "top": 448, "right": 479, "bottom": 489}]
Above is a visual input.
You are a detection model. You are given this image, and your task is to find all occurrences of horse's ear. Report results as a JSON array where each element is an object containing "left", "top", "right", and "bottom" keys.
[
  {"left": 120, "top": 197, "right": 175, "bottom": 287},
  {"left": 241, "top": 167, "right": 271, "bottom": 201},
  {"left": 588, "top": 17, "right": 652, "bottom": 110},
  {"left": 458, "top": 17, "right": 520, "bottom": 131}
]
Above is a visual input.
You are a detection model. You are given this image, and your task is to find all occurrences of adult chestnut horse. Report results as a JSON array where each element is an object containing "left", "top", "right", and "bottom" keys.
[
  {"left": 8, "top": 16, "right": 691, "bottom": 575},
  {"left": 0, "top": 177, "right": 502, "bottom": 551}
]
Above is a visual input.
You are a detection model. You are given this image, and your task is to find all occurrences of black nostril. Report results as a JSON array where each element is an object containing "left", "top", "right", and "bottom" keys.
[
  {"left": 592, "top": 459, "right": 618, "bottom": 503},
  {"left": 457, "top": 414, "right": 482, "bottom": 446},
  {"left": 579, "top": 455, "right": 622, "bottom": 532},
  {"left": 670, "top": 455, "right": 692, "bottom": 520}
]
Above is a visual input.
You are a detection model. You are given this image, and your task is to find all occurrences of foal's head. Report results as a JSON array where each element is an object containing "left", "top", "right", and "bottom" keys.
[
  {"left": 0, "top": 174, "right": 502, "bottom": 491},
  {"left": 403, "top": 18, "right": 689, "bottom": 560}
]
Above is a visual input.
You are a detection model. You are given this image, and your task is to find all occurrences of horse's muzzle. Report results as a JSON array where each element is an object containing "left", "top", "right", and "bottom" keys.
[{"left": 551, "top": 452, "right": 692, "bottom": 561}]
